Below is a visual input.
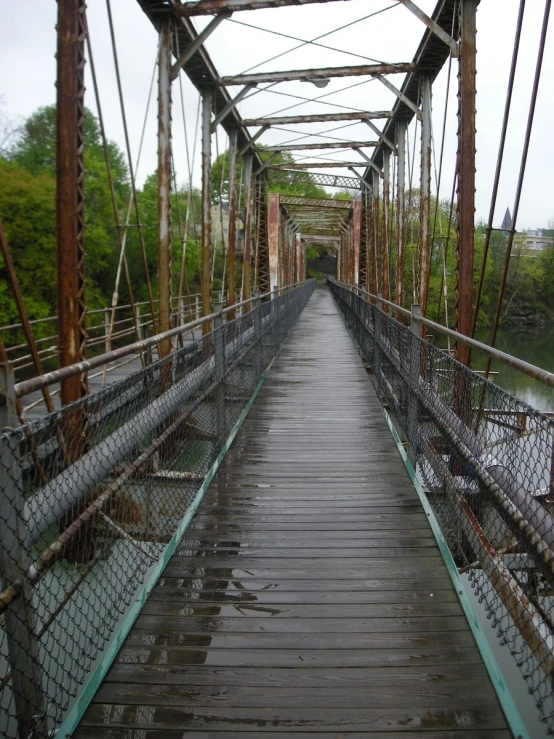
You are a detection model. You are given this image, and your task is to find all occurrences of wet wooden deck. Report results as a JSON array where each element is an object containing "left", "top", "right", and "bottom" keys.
[{"left": 74, "top": 286, "right": 509, "bottom": 738}]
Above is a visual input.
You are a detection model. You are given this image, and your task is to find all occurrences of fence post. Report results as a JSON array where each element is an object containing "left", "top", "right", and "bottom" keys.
[
  {"left": 0, "top": 363, "right": 45, "bottom": 737},
  {"left": 408, "top": 304, "right": 422, "bottom": 466},
  {"left": 213, "top": 306, "right": 227, "bottom": 449},
  {"left": 374, "top": 292, "right": 383, "bottom": 391}
]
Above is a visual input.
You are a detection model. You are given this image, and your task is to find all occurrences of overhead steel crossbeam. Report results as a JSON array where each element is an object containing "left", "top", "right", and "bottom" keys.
[
  {"left": 263, "top": 140, "right": 378, "bottom": 152},
  {"left": 270, "top": 161, "right": 366, "bottom": 168},
  {"left": 268, "top": 168, "right": 362, "bottom": 189},
  {"left": 221, "top": 63, "right": 416, "bottom": 86},
  {"left": 369, "top": 0, "right": 460, "bottom": 170},
  {"left": 242, "top": 111, "right": 393, "bottom": 127},
  {"left": 176, "top": 0, "right": 351, "bottom": 15},
  {"left": 280, "top": 195, "right": 353, "bottom": 208},
  {"left": 135, "top": 0, "right": 261, "bottom": 165}
]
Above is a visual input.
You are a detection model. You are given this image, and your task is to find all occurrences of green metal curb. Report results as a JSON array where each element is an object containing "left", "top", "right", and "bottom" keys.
[
  {"left": 57, "top": 367, "right": 270, "bottom": 738},
  {"left": 382, "top": 406, "right": 529, "bottom": 739}
]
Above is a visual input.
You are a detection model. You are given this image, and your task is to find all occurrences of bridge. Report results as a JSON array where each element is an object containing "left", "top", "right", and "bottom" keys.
[{"left": 0, "top": 1, "right": 553, "bottom": 738}]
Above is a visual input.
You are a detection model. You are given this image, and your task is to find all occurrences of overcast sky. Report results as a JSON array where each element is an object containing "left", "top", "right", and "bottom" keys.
[{"left": 1, "top": 0, "right": 552, "bottom": 230}]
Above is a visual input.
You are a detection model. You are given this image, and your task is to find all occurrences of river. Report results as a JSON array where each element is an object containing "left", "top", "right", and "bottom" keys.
[{"left": 473, "top": 324, "right": 554, "bottom": 412}]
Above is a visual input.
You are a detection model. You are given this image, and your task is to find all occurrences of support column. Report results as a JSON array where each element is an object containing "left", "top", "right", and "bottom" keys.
[
  {"left": 395, "top": 120, "right": 407, "bottom": 317},
  {"left": 382, "top": 149, "right": 391, "bottom": 302},
  {"left": 456, "top": 0, "right": 477, "bottom": 366},
  {"left": 241, "top": 154, "right": 253, "bottom": 305},
  {"left": 296, "top": 233, "right": 302, "bottom": 283},
  {"left": 56, "top": 0, "right": 87, "bottom": 405},
  {"left": 372, "top": 169, "right": 380, "bottom": 296},
  {"left": 268, "top": 193, "right": 280, "bottom": 294},
  {"left": 256, "top": 175, "right": 270, "bottom": 296},
  {"left": 201, "top": 86, "right": 213, "bottom": 332},
  {"left": 227, "top": 128, "right": 238, "bottom": 320},
  {"left": 359, "top": 190, "right": 369, "bottom": 291},
  {"left": 353, "top": 200, "right": 361, "bottom": 287},
  {"left": 418, "top": 74, "right": 432, "bottom": 316},
  {"left": 157, "top": 18, "right": 172, "bottom": 357}
]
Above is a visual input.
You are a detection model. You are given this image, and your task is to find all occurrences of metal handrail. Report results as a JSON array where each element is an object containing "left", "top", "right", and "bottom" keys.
[
  {"left": 14, "top": 283, "right": 303, "bottom": 399},
  {"left": 332, "top": 279, "right": 554, "bottom": 388}
]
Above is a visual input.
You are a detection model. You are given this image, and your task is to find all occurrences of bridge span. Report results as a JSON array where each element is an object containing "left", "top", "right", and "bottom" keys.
[{"left": 73, "top": 286, "right": 507, "bottom": 737}]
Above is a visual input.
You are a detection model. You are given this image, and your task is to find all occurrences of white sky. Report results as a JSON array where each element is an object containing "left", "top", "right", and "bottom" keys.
[{"left": 0, "top": 0, "right": 552, "bottom": 230}]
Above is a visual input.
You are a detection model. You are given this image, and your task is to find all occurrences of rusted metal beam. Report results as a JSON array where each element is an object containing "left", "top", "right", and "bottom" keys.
[
  {"left": 372, "top": 168, "right": 380, "bottom": 295},
  {"left": 363, "top": 119, "right": 397, "bottom": 154},
  {"left": 418, "top": 74, "right": 432, "bottom": 316},
  {"left": 399, "top": 0, "right": 459, "bottom": 57},
  {"left": 237, "top": 124, "right": 269, "bottom": 158},
  {"left": 171, "top": 11, "right": 231, "bottom": 80},
  {"left": 395, "top": 120, "right": 406, "bottom": 317},
  {"left": 264, "top": 140, "right": 379, "bottom": 152},
  {"left": 253, "top": 152, "right": 278, "bottom": 176},
  {"left": 56, "top": 0, "right": 88, "bottom": 407},
  {"left": 348, "top": 167, "right": 372, "bottom": 193},
  {"left": 382, "top": 149, "right": 391, "bottom": 301},
  {"left": 227, "top": 129, "right": 238, "bottom": 320},
  {"left": 456, "top": 0, "right": 477, "bottom": 365},
  {"left": 221, "top": 63, "right": 415, "bottom": 86},
  {"left": 268, "top": 168, "right": 362, "bottom": 189},
  {"left": 255, "top": 174, "right": 270, "bottom": 295},
  {"left": 353, "top": 200, "right": 361, "bottom": 287},
  {"left": 353, "top": 147, "right": 382, "bottom": 177},
  {"left": 281, "top": 195, "right": 353, "bottom": 208},
  {"left": 157, "top": 18, "right": 173, "bottom": 358},
  {"left": 211, "top": 83, "right": 256, "bottom": 132},
  {"left": 270, "top": 161, "right": 366, "bottom": 169},
  {"left": 176, "top": 0, "right": 350, "bottom": 13},
  {"left": 242, "top": 111, "right": 393, "bottom": 126},
  {"left": 201, "top": 86, "right": 213, "bottom": 333},
  {"left": 376, "top": 75, "right": 422, "bottom": 119},
  {"left": 241, "top": 153, "right": 253, "bottom": 304},
  {"left": 268, "top": 194, "right": 280, "bottom": 293}
]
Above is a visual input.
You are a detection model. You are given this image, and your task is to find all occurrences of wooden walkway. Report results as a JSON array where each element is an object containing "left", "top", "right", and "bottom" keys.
[{"left": 74, "top": 286, "right": 510, "bottom": 738}]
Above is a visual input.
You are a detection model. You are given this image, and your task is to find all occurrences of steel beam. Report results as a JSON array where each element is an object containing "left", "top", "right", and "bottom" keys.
[
  {"left": 242, "top": 111, "right": 393, "bottom": 127},
  {"left": 353, "top": 199, "right": 361, "bottom": 287},
  {"left": 348, "top": 168, "right": 372, "bottom": 193},
  {"left": 353, "top": 147, "right": 382, "bottom": 177},
  {"left": 227, "top": 128, "right": 238, "bottom": 319},
  {"left": 211, "top": 83, "right": 256, "bottom": 132},
  {"left": 268, "top": 193, "right": 280, "bottom": 293},
  {"left": 255, "top": 174, "right": 270, "bottom": 295},
  {"left": 398, "top": 0, "right": 459, "bottom": 57},
  {"left": 201, "top": 86, "right": 213, "bottom": 332},
  {"left": 241, "top": 154, "right": 253, "bottom": 303},
  {"left": 377, "top": 75, "right": 422, "bottom": 119},
  {"left": 56, "top": 0, "right": 88, "bottom": 408},
  {"left": 270, "top": 161, "right": 366, "bottom": 169},
  {"left": 395, "top": 120, "right": 406, "bottom": 316},
  {"left": 157, "top": 18, "right": 172, "bottom": 358},
  {"left": 221, "top": 63, "right": 415, "bottom": 86},
  {"left": 264, "top": 140, "right": 378, "bottom": 152},
  {"left": 171, "top": 11, "right": 231, "bottom": 79},
  {"left": 176, "top": 0, "right": 350, "bottom": 14},
  {"left": 268, "top": 168, "right": 362, "bottom": 189},
  {"left": 382, "top": 149, "right": 391, "bottom": 301},
  {"left": 372, "top": 168, "right": 380, "bottom": 295},
  {"left": 363, "top": 119, "right": 397, "bottom": 154},
  {"left": 237, "top": 124, "right": 269, "bottom": 158},
  {"left": 456, "top": 0, "right": 477, "bottom": 365},
  {"left": 418, "top": 74, "right": 432, "bottom": 316}
]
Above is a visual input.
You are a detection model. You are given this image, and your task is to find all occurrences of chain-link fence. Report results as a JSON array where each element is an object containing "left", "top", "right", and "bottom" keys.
[
  {"left": 329, "top": 278, "right": 554, "bottom": 734},
  {"left": 0, "top": 280, "right": 314, "bottom": 739}
]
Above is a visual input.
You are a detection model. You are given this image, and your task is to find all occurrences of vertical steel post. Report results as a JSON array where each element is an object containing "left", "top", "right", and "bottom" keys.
[
  {"left": 241, "top": 154, "right": 253, "bottom": 306},
  {"left": 256, "top": 175, "right": 270, "bottom": 296},
  {"left": 0, "top": 364, "right": 45, "bottom": 737},
  {"left": 158, "top": 18, "right": 172, "bottom": 357},
  {"left": 201, "top": 87, "right": 213, "bottom": 333},
  {"left": 353, "top": 200, "right": 361, "bottom": 287},
  {"left": 372, "top": 169, "right": 380, "bottom": 297},
  {"left": 227, "top": 128, "right": 238, "bottom": 320},
  {"left": 408, "top": 304, "right": 422, "bottom": 465},
  {"left": 56, "top": 0, "right": 87, "bottom": 406},
  {"left": 418, "top": 74, "right": 432, "bottom": 316},
  {"left": 212, "top": 308, "right": 226, "bottom": 448},
  {"left": 374, "top": 291, "right": 383, "bottom": 392},
  {"left": 396, "top": 120, "right": 407, "bottom": 318},
  {"left": 456, "top": 0, "right": 477, "bottom": 366},
  {"left": 359, "top": 189, "right": 369, "bottom": 291},
  {"left": 296, "top": 233, "right": 302, "bottom": 283},
  {"left": 268, "top": 193, "right": 280, "bottom": 294},
  {"left": 382, "top": 149, "right": 391, "bottom": 302}
]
